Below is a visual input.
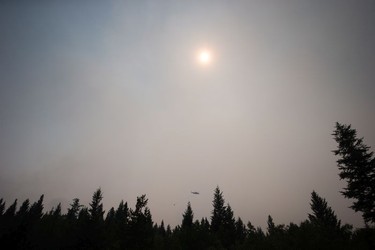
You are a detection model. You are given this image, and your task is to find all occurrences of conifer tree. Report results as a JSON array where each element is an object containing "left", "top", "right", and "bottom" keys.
[
  {"left": 29, "top": 195, "right": 44, "bottom": 220},
  {"left": 115, "top": 200, "right": 129, "bottom": 223},
  {"left": 211, "top": 186, "right": 226, "bottom": 232},
  {"left": 53, "top": 203, "right": 62, "bottom": 217},
  {"left": 224, "top": 204, "right": 236, "bottom": 229},
  {"left": 4, "top": 199, "right": 17, "bottom": 217},
  {"left": 267, "top": 215, "right": 276, "bottom": 236},
  {"left": 182, "top": 202, "right": 194, "bottom": 229},
  {"left": 223, "top": 204, "right": 236, "bottom": 245},
  {"left": 128, "top": 195, "right": 153, "bottom": 249},
  {"left": 159, "top": 220, "right": 166, "bottom": 237},
  {"left": 114, "top": 200, "right": 129, "bottom": 248},
  {"left": 89, "top": 188, "right": 104, "bottom": 222},
  {"left": 333, "top": 122, "right": 375, "bottom": 224},
  {"left": 78, "top": 207, "right": 90, "bottom": 221},
  {"left": 105, "top": 207, "right": 115, "bottom": 223},
  {"left": 17, "top": 199, "right": 30, "bottom": 217},
  {"left": 67, "top": 198, "right": 82, "bottom": 220},
  {"left": 308, "top": 191, "right": 341, "bottom": 229},
  {"left": 235, "top": 217, "right": 246, "bottom": 242}
]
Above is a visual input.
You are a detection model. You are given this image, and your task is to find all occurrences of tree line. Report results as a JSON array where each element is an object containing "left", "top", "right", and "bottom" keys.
[{"left": 0, "top": 122, "right": 374, "bottom": 249}]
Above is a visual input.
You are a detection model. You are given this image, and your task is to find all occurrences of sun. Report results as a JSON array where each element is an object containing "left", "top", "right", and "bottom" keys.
[{"left": 197, "top": 49, "right": 212, "bottom": 65}]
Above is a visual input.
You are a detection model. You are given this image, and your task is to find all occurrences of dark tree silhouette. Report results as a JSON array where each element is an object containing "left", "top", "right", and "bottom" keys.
[
  {"left": 182, "top": 201, "right": 194, "bottom": 229},
  {"left": 308, "top": 191, "right": 341, "bottom": 229},
  {"left": 210, "top": 186, "right": 238, "bottom": 248},
  {"left": 115, "top": 200, "right": 129, "bottom": 223},
  {"left": 235, "top": 217, "right": 246, "bottom": 242},
  {"left": 87, "top": 189, "right": 106, "bottom": 249},
  {"left": 114, "top": 200, "right": 129, "bottom": 248},
  {"left": 29, "top": 195, "right": 44, "bottom": 221},
  {"left": 52, "top": 203, "right": 62, "bottom": 217},
  {"left": 4, "top": 199, "right": 17, "bottom": 217},
  {"left": 128, "top": 194, "right": 153, "bottom": 249},
  {"left": 89, "top": 188, "right": 104, "bottom": 222},
  {"left": 267, "top": 215, "right": 276, "bottom": 236},
  {"left": 333, "top": 122, "right": 375, "bottom": 224},
  {"left": 223, "top": 204, "right": 236, "bottom": 247},
  {"left": 17, "top": 199, "right": 30, "bottom": 217},
  {"left": 211, "top": 186, "right": 226, "bottom": 233},
  {"left": 105, "top": 207, "right": 115, "bottom": 223},
  {"left": 304, "top": 191, "right": 355, "bottom": 249},
  {"left": 178, "top": 201, "right": 196, "bottom": 249},
  {"left": 67, "top": 198, "right": 82, "bottom": 221},
  {"left": 1, "top": 185, "right": 374, "bottom": 249}
]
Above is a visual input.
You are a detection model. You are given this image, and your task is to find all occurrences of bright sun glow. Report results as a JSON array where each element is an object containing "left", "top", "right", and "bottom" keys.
[{"left": 197, "top": 49, "right": 212, "bottom": 65}]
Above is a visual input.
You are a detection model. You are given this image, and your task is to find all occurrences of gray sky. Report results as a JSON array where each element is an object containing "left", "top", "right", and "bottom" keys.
[{"left": 1, "top": 0, "right": 374, "bottom": 229}]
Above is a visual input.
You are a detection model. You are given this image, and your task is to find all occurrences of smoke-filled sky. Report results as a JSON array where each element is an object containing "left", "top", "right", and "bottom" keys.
[{"left": 1, "top": 0, "right": 374, "bottom": 229}]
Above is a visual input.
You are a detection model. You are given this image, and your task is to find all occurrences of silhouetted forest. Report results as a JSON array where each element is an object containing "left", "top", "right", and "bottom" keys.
[
  {"left": 1, "top": 123, "right": 374, "bottom": 249},
  {"left": 0, "top": 187, "right": 373, "bottom": 250}
]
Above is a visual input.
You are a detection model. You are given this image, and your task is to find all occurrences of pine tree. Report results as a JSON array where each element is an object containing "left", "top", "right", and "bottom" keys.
[
  {"left": 308, "top": 191, "right": 341, "bottom": 229},
  {"left": 267, "top": 215, "right": 276, "bottom": 236},
  {"left": 53, "top": 203, "right": 62, "bottom": 217},
  {"left": 17, "top": 199, "right": 30, "bottom": 217},
  {"left": 159, "top": 220, "right": 166, "bottom": 237},
  {"left": 224, "top": 204, "right": 235, "bottom": 229},
  {"left": 105, "top": 207, "right": 115, "bottom": 223},
  {"left": 182, "top": 202, "right": 194, "bottom": 229},
  {"left": 223, "top": 204, "right": 236, "bottom": 246},
  {"left": 78, "top": 207, "right": 90, "bottom": 221},
  {"left": 115, "top": 200, "right": 129, "bottom": 249},
  {"left": 29, "top": 195, "right": 44, "bottom": 220},
  {"left": 89, "top": 188, "right": 104, "bottom": 222},
  {"left": 86, "top": 189, "right": 106, "bottom": 249},
  {"left": 235, "top": 217, "right": 246, "bottom": 242},
  {"left": 211, "top": 186, "right": 226, "bottom": 232},
  {"left": 67, "top": 198, "right": 82, "bottom": 220},
  {"left": 128, "top": 195, "right": 153, "bottom": 249},
  {"left": 4, "top": 199, "right": 17, "bottom": 217},
  {"left": 333, "top": 122, "right": 375, "bottom": 224},
  {"left": 115, "top": 200, "right": 129, "bottom": 223}
]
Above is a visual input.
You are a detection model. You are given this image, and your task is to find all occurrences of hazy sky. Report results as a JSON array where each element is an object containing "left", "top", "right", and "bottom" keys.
[{"left": 1, "top": 0, "right": 374, "bottom": 229}]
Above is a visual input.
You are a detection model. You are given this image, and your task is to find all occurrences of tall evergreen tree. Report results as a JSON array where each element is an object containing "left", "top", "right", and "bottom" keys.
[
  {"left": 89, "top": 188, "right": 104, "bottom": 222},
  {"left": 235, "top": 217, "right": 246, "bottom": 242},
  {"left": 267, "top": 215, "right": 276, "bottom": 236},
  {"left": 211, "top": 186, "right": 226, "bottom": 232},
  {"left": 308, "top": 191, "right": 341, "bottom": 229},
  {"left": 115, "top": 200, "right": 129, "bottom": 223},
  {"left": 4, "top": 199, "right": 17, "bottom": 217},
  {"left": 159, "top": 220, "right": 166, "bottom": 238},
  {"left": 17, "top": 199, "right": 30, "bottom": 217},
  {"left": 29, "top": 195, "right": 44, "bottom": 220},
  {"left": 224, "top": 204, "right": 236, "bottom": 229},
  {"left": 179, "top": 202, "right": 196, "bottom": 249},
  {"left": 223, "top": 204, "right": 236, "bottom": 246},
  {"left": 333, "top": 122, "right": 375, "bottom": 224},
  {"left": 128, "top": 195, "right": 153, "bottom": 249},
  {"left": 105, "top": 207, "right": 115, "bottom": 223},
  {"left": 78, "top": 207, "right": 90, "bottom": 221},
  {"left": 67, "top": 198, "right": 82, "bottom": 220},
  {"left": 182, "top": 202, "right": 194, "bottom": 229},
  {"left": 53, "top": 203, "right": 62, "bottom": 217},
  {"left": 87, "top": 189, "right": 106, "bottom": 249},
  {"left": 115, "top": 200, "right": 129, "bottom": 249},
  {"left": 307, "top": 191, "right": 352, "bottom": 249}
]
